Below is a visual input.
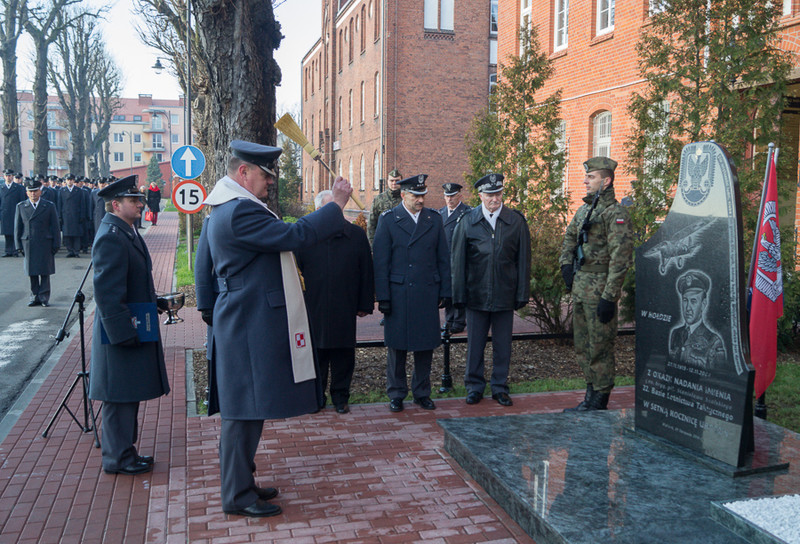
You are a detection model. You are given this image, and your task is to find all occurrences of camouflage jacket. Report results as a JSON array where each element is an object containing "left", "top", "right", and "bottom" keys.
[
  {"left": 559, "top": 186, "right": 634, "bottom": 302},
  {"left": 368, "top": 188, "right": 402, "bottom": 243}
]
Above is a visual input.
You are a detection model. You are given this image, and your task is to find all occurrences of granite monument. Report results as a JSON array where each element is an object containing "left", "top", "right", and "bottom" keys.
[{"left": 635, "top": 141, "right": 755, "bottom": 467}]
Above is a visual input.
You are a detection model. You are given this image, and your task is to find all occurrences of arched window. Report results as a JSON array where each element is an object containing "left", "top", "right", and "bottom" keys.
[
  {"left": 374, "top": 72, "right": 380, "bottom": 117},
  {"left": 338, "top": 96, "right": 343, "bottom": 133},
  {"left": 349, "top": 89, "right": 353, "bottom": 128},
  {"left": 349, "top": 157, "right": 354, "bottom": 187},
  {"left": 338, "top": 30, "right": 343, "bottom": 70},
  {"left": 361, "top": 5, "right": 367, "bottom": 52},
  {"left": 592, "top": 111, "right": 612, "bottom": 157},
  {"left": 373, "top": 150, "right": 380, "bottom": 190},
  {"left": 360, "top": 81, "right": 365, "bottom": 123},
  {"left": 374, "top": 0, "right": 380, "bottom": 40},
  {"left": 349, "top": 18, "right": 354, "bottom": 63},
  {"left": 360, "top": 154, "right": 366, "bottom": 190}
]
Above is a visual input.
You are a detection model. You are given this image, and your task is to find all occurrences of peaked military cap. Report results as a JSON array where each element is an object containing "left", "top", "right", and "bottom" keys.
[
  {"left": 230, "top": 139, "right": 281, "bottom": 176},
  {"left": 97, "top": 174, "right": 143, "bottom": 201},
  {"left": 24, "top": 178, "right": 42, "bottom": 191},
  {"left": 677, "top": 271, "right": 710, "bottom": 295},
  {"left": 474, "top": 173, "right": 504, "bottom": 194},
  {"left": 442, "top": 182, "right": 463, "bottom": 196},
  {"left": 65, "top": 173, "right": 76, "bottom": 180},
  {"left": 398, "top": 174, "right": 428, "bottom": 195},
  {"left": 583, "top": 156, "right": 617, "bottom": 173},
  {"left": 14, "top": 172, "right": 22, "bottom": 179},
  {"left": 3, "top": 168, "right": 13, "bottom": 175},
  {"left": 388, "top": 168, "right": 402, "bottom": 178}
]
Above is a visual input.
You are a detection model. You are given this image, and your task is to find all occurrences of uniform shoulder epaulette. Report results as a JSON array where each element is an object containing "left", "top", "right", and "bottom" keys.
[
  {"left": 109, "top": 225, "right": 118, "bottom": 234},
  {"left": 511, "top": 208, "right": 526, "bottom": 220},
  {"left": 381, "top": 209, "right": 393, "bottom": 216}
]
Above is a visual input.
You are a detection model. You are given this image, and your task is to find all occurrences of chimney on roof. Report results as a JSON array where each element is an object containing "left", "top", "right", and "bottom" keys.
[{"left": 138, "top": 94, "right": 153, "bottom": 106}]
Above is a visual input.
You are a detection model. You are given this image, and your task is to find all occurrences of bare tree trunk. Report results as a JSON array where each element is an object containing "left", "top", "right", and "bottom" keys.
[
  {"left": 31, "top": 40, "right": 50, "bottom": 175},
  {"left": 194, "top": 0, "right": 282, "bottom": 210},
  {"left": 1, "top": 52, "right": 21, "bottom": 171}
]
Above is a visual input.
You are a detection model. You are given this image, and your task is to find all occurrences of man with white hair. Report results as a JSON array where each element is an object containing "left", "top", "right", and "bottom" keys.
[{"left": 295, "top": 190, "right": 374, "bottom": 414}]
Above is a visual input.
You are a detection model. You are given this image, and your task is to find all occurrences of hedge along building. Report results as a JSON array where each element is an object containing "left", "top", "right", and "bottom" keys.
[
  {"left": 301, "top": 0, "right": 499, "bottom": 214},
  {"left": 498, "top": 0, "right": 800, "bottom": 237}
]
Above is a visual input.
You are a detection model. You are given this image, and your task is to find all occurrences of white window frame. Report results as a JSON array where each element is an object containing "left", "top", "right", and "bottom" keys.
[
  {"left": 597, "top": 0, "right": 615, "bottom": 35},
  {"left": 593, "top": 111, "right": 612, "bottom": 158},
  {"left": 424, "top": 0, "right": 454, "bottom": 31},
  {"left": 373, "top": 151, "right": 380, "bottom": 190},
  {"left": 134, "top": 152, "right": 142, "bottom": 163},
  {"left": 490, "top": 0, "right": 498, "bottom": 35},
  {"left": 114, "top": 152, "right": 124, "bottom": 162},
  {"left": 113, "top": 132, "right": 124, "bottom": 143},
  {"left": 151, "top": 116, "right": 163, "bottom": 130},
  {"left": 134, "top": 133, "right": 142, "bottom": 143},
  {"left": 520, "top": 0, "right": 532, "bottom": 51},
  {"left": 360, "top": 154, "right": 366, "bottom": 190},
  {"left": 152, "top": 133, "right": 164, "bottom": 148},
  {"left": 554, "top": 0, "right": 569, "bottom": 50},
  {"left": 48, "top": 131, "right": 57, "bottom": 146}
]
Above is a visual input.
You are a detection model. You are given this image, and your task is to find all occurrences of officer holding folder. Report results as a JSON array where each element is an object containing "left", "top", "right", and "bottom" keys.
[{"left": 89, "top": 175, "right": 170, "bottom": 475}]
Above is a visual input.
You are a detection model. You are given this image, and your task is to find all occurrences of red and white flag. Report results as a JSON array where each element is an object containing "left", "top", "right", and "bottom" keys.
[{"left": 748, "top": 149, "right": 783, "bottom": 398}]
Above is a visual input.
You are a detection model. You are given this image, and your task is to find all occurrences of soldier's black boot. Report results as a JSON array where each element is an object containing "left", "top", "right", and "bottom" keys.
[
  {"left": 563, "top": 384, "right": 595, "bottom": 412},
  {"left": 587, "top": 391, "right": 610, "bottom": 410}
]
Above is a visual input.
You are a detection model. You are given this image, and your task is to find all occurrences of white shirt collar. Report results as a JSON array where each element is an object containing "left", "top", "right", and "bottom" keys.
[
  {"left": 403, "top": 202, "right": 420, "bottom": 223},
  {"left": 482, "top": 203, "right": 502, "bottom": 230}
]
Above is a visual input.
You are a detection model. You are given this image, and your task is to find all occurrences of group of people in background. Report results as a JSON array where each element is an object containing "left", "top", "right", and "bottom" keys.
[{"left": 0, "top": 169, "right": 163, "bottom": 307}]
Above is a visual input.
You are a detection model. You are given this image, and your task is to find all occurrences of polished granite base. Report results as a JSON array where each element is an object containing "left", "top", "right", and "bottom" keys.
[
  {"left": 710, "top": 499, "right": 787, "bottom": 544},
  {"left": 440, "top": 410, "right": 800, "bottom": 544}
]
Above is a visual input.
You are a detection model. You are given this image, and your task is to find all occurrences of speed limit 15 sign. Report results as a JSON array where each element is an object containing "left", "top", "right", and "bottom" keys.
[{"left": 171, "top": 180, "right": 207, "bottom": 214}]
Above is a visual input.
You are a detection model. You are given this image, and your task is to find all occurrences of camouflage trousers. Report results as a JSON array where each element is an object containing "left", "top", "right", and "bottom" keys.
[{"left": 572, "top": 271, "right": 617, "bottom": 394}]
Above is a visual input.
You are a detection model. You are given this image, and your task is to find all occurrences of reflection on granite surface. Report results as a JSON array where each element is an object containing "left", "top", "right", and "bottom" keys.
[{"left": 440, "top": 410, "right": 800, "bottom": 544}]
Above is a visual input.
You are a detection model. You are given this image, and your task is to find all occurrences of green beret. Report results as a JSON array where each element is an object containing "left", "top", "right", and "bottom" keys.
[
  {"left": 583, "top": 157, "right": 617, "bottom": 173},
  {"left": 388, "top": 168, "right": 402, "bottom": 178}
]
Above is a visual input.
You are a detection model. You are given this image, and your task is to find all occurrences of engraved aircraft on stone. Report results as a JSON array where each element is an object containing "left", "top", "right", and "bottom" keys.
[{"left": 643, "top": 217, "right": 715, "bottom": 275}]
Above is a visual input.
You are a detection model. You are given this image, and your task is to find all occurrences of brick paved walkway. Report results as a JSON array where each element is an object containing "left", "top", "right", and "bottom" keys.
[{"left": 0, "top": 211, "right": 635, "bottom": 543}]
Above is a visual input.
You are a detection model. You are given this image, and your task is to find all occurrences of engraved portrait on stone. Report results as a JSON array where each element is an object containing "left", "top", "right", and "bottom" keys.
[{"left": 668, "top": 269, "right": 726, "bottom": 370}]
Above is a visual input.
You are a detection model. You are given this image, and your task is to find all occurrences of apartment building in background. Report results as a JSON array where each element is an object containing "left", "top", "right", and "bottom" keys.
[
  {"left": 4, "top": 92, "right": 186, "bottom": 179},
  {"left": 301, "top": 0, "right": 499, "bottom": 212},
  {"left": 498, "top": 0, "right": 800, "bottom": 226}
]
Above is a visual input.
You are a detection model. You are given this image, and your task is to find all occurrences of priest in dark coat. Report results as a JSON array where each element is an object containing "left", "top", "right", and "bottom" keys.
[
  {"left": 295, "top": 190, "right": 374, "bottom": 414},
  {"left": 14, "top": 178, "right": 60, "bottom": 306}
]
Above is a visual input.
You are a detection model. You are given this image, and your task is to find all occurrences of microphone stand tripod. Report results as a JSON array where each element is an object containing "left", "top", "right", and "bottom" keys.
[{"left": 42, "top": 261, "right": 100, "bottom": 448}]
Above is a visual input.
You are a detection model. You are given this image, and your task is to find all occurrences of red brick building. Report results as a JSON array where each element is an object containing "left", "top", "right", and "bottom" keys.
[
  {"left": 301, "top": 0, "right": 499, "bottom": 213},
  {"left": 498, "top": 0, "right": 800, "bottom": 226}
]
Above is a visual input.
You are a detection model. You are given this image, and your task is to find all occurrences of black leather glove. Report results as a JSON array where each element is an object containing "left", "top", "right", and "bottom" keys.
[
  {"left": 438, "top": 297, "right": 451, "bottom": 309},
  {"left": 201, "top": 309, "right": 213, "bottom": 327},
  {"left": 597, "top": 298, "right": 616, "bottom": 324},
  {"left": 515, "top": 300, "right": 528, "bottom": 310},
  {"left": 18, "top": 249, "right": 24, "bottom": 256},
  {"left": 52, "top": 247, "right": 58, "bottom": 255},
  {"left": 378, "top": 300, "right": 392, "bottom": 316},
  {"left": 119, "top": 336, "right": 141, "bottom": 348},
  {"left": 561, "top": 264, "right": 573, "bottom": 292}
]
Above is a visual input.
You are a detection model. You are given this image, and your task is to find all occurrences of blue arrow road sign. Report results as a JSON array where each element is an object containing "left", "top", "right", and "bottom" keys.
[{"left": 171, "top": 145, "right": 206, "bottom": 180}]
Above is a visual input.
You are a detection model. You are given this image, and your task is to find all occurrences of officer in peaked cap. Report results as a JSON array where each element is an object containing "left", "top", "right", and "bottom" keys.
[
  {"left": 195, "top": 138, "right": 354, "bottom": 517},
  {"left": 451, "top": 172, "right": 530, "bottom": 407},
  {"left": 15, "top": 176, "right": 60, "bottom": 306},
  {"left": 670, "top": 269, "right": 725, "bottom": 370},
  {"left": 373, "top": 172, "right": 451, "bottom": 413},
  {"left": 89, "top": 172, "right": 169, "bottom": 477},
  {"left": 439, "top": 182, "right": 470, "bottom": 334},
  {"left": 1, "top": 167, "right": 26, "bottom": 256},
  {"left": 559, "top": 156, "right": 633, "bottom": 411}
]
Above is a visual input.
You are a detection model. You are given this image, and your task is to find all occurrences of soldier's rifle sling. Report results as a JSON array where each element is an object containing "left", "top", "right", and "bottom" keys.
[{"left": 573, "top": 190, "right": 602, "bottom": 275}]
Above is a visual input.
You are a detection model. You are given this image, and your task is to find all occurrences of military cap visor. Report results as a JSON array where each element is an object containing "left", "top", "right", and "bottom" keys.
[
  {"left": 474, "top": 173, "right": 504, "bottom": 194},
  {"left": 230, "top": 139, "right": 281, "bottom": 177},
  {"left": 398, "top": 174, "right": 428, "bottom": 195},
  {"left": 14, "top": 173, "right": 22, "bottom": 179},
  {"left": 677, "top": 271, "right": 711, "bottom": 295},
  {"left": 583, "top": 156, "right": 618, "bottom": 173},
  {"left": 97, "top": 174, "right": 144, "bottom": 201},
  {"left": 25, "top": 179, "right": 42, "bottom": 191},
  {"left": 442, "top": 182, "right": 463, "bottom": 196},
  {"left": 3, "top": 169, "right": 13, "bottom": 175}
]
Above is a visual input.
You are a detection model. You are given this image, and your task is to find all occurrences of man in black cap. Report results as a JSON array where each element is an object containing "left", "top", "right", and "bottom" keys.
[
  {"left": 93, "top": 177, "right": 109, "bottom": 232},
  {"left": 295, "top": 190, "right": 375, "bottom": 414},
  {"left": 373, "top": 174, "right": 451, "bottom": 413},
  {"left": 59, "top": 173, "right": 86, "bottom": 257},
  {"left": 89, "top": 175, "right": 170, "bottom": 476},
  {"left": 195, "top": 139, "right": 353, "bottom": 518},
  {"left": 0, "top": 168, "right": 26, "bottom": 256},
  {"left": 78, "top": 176, "right": 94, "bottom": 252},
  {"left": 439, "top": 182, "right": 471, "bottom": 334},
  {"left": 368, "top": 168, "right": 402, "bottom": 244},
  {"left": 14, "top": 178, "right": 60, "bottom": 306},
  {"left": 451, "top": 173, "right": 531, "bottom": 407},
  {"left": 669, "top": 269, "right": 726, "bottom": 370}
]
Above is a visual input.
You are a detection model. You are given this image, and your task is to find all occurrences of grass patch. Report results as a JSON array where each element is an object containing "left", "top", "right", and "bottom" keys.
[
  {"left": 348, "top": 375, "right": 635, "bottom": 405},
  {"left": 174, "top": 241, "right": 195, "bottom": 288},
  {"left": 162, "top": 199, "right": 176, "bottom": 212},
  {"left": 767, "top": 359, "right": 800, "bottom": 433}
]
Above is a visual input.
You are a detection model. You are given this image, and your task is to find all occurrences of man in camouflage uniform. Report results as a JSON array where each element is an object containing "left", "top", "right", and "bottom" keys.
[
  {"left": 559, "top": 157, "right": 633, "bottom": 411},
  {"left": 367, "top": 168, "right": 402, "bottom": 244}
]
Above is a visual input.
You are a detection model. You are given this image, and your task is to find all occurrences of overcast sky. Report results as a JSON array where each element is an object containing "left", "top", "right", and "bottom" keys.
[{"left": 16, "top": 0, "right": 321, "bottom": 114}]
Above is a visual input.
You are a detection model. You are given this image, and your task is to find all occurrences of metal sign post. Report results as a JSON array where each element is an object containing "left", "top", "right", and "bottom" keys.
[{"left": 171, "top": 145, "right": 207, "bottom": 271}]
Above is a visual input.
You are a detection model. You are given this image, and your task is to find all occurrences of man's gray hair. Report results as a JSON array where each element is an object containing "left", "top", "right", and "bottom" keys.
[{"left": 314, "top": 190, "right": 333, "bottom": 210}]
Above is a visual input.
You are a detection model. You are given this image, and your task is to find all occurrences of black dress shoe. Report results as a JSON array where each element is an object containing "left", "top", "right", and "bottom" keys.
[
  {"left": 136, "top": 455, "right": 154, "bottom": 466},
  {"left": 104, "top": 459, "right": 153, "bottom": 475},
  {"left": 466, "top": 392, "right": 483, "bottom": 405},
  {"left": 335, "top": 404, "right": 350, "bottom": 414},
  {"left": 449, "top": 326, "right": 465, "bottom": 334},
  {"left": 224, "top": 498, "right": 282, "bottom": 518},
  {"left": 40, "top": 301, "right": 49, "bottom": 307},
  {"left": 27, "top": 300, "right": 41, "bottom": 307},
  {"left": 255, "top": 487, "right": 279, "bottom": 501},
  {"left": 1, "top": 253, "right": 12, "bottom": 257},
  {"left": 389, "top": 398, "right": 404, "bottom": 412},
  {"left": 492, "top": 392, "right": 513, "bottom": 406},
  {"left": 413, "top": 397, "right": 436, "bottom": 410}
]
